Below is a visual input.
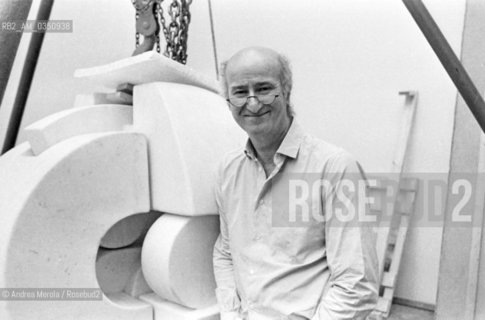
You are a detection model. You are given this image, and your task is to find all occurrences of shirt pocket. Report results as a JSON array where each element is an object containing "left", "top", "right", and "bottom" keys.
[{"left": 268, "top": 222, "right": 325, "bottom": 264}]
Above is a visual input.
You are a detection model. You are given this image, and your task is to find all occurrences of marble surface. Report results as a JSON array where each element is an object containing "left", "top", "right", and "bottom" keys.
[
  {"left": 101, "top": 212, "right": 161, "bottom": 249},
  {"left": 25, "top": 104, "right": 132, "bottom": 155},
  {"left": 142, "top": 214, "right": 219, "bottom": 309},
  {"left": 74, "top": 51, "right": 220, "bottom": 94},
  {"left": 96, "top": 247, "right": 142, "bottom": 294},
  {"left": 0, "top": 53, "right": 249, "bottom": 318},
  {"left": 134, "top": 82, "right": 245, "bottom": 215},
  {"left": 0, "top": 133, "right": 151, "bottom": 320}
]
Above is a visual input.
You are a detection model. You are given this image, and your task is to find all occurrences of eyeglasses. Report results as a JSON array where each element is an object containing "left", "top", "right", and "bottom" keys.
[{"left": 226, "top": 94, "right": 279, "bottom": 108}]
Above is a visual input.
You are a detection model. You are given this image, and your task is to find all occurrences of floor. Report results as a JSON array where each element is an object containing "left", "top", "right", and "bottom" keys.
[{"left": 388, "top": 304, "right": 434, "bottom": 320}]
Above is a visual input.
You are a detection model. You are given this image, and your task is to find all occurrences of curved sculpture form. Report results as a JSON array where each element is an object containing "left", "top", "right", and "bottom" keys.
[
  {"left": 141, "top": 214, "right": 219, "bottom": 308},
  {"left": 74, "top": 51, "right": 219, "bottom": 94},
  {"left": 100, "top": 212, "right": 162, "bottom": 249},
  {"left": 24, "top": 104, "right": 132, "bottom": 155},
  {"left": 0, "top": 53, "right": 245, "bottom": 319},
  {"left": 134, "top": 82, "right": 245, "bottom": 215},
  {"left": 0, "top": 133, "right": 151, "bottom": 320}
]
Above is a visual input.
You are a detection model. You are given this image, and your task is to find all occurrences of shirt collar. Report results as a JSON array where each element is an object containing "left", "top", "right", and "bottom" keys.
[{"left": 243, "top": 119, "right": 304, "bottom": 160}]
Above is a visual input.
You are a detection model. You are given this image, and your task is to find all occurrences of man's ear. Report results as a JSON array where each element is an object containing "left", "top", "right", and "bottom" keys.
[{"left": 285, "top": 91, "right": 291, "bottom": 101}]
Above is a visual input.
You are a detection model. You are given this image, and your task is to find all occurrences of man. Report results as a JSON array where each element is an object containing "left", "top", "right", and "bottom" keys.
[{"left": 213, "top": 46, "right": 378, "bottom": 320}]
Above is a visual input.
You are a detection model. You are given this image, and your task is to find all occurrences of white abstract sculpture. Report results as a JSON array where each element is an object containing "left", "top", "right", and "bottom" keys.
[
  {"left": 0, "top": 132, "right": 153, "bottom": 320},
  {"left": 0, "top": 53, "right": 244, "bottom": 320},
  {"left": 133, "top": 82, "right": 243, "bottom": 215},
  {"left": 141, "top": 214, "right": 220, "bottom": 308},
  {"left": 24, "top": 104, "right": 133, "bottom": 155}
]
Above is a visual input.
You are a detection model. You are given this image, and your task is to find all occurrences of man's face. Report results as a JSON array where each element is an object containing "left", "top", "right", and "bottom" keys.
[{"left": 225, "top": 50, "right": 291, "bottom": 140}]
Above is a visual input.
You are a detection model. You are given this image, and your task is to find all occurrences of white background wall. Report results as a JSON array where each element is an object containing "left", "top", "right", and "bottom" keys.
[{"left": 13, "top": 0, "right": 468, "bottom": 306}]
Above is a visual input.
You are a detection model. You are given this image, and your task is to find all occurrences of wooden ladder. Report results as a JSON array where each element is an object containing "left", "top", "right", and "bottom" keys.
[
  {"left": 368, "top": 177, "right": 419, "bottom": 318},
  {"left": 368, "top": 91, "right": 418, "bottom": 319}
]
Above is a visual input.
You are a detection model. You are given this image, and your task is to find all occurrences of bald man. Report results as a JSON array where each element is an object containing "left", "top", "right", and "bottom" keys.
[{"left": 213, "top": 47, "right": 378, "bottom": 320}]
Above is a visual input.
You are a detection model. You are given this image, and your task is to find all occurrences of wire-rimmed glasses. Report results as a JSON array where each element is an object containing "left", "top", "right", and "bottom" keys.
[{"left": 226, "top": 94, "right": 279, "bottom": 108}]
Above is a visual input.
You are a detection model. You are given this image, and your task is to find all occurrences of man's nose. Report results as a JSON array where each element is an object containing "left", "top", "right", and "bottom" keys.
[{"left": 246, "top": 96, "right": 263, "bottom": 113}]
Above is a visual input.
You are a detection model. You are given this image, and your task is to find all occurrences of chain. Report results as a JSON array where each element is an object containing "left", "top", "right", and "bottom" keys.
[
  {"left": 133, "top": 0, "right": 156, "bottom": 48},
  {"left": 156, "top": 0, "right": 168, "bottom": 54},
  {"left": 134, "top": 0, "right": 192, "bottom": 64},
  {"left": 157, "top": 0, "right": 191, "bottom": 64},
  {"left": 155, "top": 34, "right": 161, "bottom": 53},
  {"left": 132, "top": 0, "right": 140, "bottom": 47}
]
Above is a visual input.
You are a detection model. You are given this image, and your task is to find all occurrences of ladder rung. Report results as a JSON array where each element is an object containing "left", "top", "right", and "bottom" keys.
[{"left": 382, "top": 272, "right": 397, "bottom": 288}]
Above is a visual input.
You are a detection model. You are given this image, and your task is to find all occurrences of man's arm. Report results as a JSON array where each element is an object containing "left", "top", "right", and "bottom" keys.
[
  {"left": 313, "top": 153, "right": 379, "bottom": 320},
  {"left": 213, "top": 168, "right": 242, "bottom": 320}
]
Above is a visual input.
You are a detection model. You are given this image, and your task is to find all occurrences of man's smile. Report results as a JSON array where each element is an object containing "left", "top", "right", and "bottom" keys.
[{"left": 242, "top": 110, "right": 270, "bottom": 117}]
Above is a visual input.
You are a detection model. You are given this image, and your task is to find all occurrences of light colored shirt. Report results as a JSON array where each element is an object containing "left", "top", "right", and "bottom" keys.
[{"left": 213, "top": 120, "right": 378, "bottom": 320}]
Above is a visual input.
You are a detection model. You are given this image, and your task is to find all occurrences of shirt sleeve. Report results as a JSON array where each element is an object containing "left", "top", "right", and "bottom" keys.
[
  {"left": 313, "top": 152, "right": 379, "bottom": 320},
  {"left": 212, "top": 162, "right": 242, "bottom": 314}
]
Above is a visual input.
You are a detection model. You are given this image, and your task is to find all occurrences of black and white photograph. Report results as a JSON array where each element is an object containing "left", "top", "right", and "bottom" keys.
[{"left": 0, "top": 0, "right": 484, "bottom": 319}]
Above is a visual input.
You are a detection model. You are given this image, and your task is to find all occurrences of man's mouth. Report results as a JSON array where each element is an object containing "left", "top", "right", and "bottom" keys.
[{"left": 243, "top": 111, "right": 270, "bottom": 117}]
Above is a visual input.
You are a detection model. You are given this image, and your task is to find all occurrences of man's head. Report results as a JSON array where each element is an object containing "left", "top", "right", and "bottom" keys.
[{"left": 220, "top": 47, "right": 294, "bottom": 139}]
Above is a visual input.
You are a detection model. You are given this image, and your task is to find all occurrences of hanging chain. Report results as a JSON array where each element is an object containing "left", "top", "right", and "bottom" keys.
[
  {"left": 133, "top": 0, "right": 155, "bottom": 48},
  {"left": 135, "top": 15, "right": 140, "bottom": 47},
  {"left": 156, "top": 0, "right": 168, "bottom": 54},
  {"left": 133, "top": 0, "right": 192, "bottom": 64},
  {"left": 132, "top": 0, "right": 139, "bottom": 47},
  {"left": 155, "top": 34, "right": 161, "bottom": 53},
  {"left": 177, "top": 0, "right": 191, "bottom": 64},
  {"left": 156, "top": 0, "right": 191, "bottom": 64}
]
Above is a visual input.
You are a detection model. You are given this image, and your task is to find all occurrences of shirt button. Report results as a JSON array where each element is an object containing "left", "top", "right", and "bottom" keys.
[{"left": 259, "top": 199, "right": 264, "bottom": 206}]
